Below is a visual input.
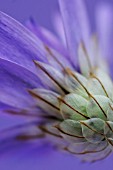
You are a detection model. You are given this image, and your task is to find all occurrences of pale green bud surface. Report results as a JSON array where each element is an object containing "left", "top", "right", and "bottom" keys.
[{"left": 30, "top": 41, "right": 113, "bottom": 162}]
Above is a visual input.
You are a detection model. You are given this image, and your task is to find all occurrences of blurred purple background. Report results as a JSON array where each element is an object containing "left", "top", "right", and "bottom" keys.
[
  {"left": 0, "top": 0, "right": 113, "bottom": 170},
  {"left": 0, "top": 0, "right": 113, "bottom": 32}
]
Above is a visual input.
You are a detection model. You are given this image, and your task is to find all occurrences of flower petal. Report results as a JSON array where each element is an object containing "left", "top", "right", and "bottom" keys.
[
  {"left": 96, "top": 4, "right": 113, "bottom": 75},
  {"left": 0, "top": 58, "right": 42, "bottom": 108},
  {"left": 81, "top": 118, "right": 105, "bottom": 144},
  {"left": 52, "top": 12, "right": 66, "bottom": 46},
  {"left": 66, "top": 140, "right": 108, "bottom": 155},
  {"left": 26, "top": 18, "right": 74, "bottom": 69},
  {"left": 0, "top": 11, "right": 48, "bottom": 74},
  {"left": 58, "top": 0, "right": 90, "bottom": 65},
  {"left": 26, "top": 18, "right": 61, "bottom": 48}
]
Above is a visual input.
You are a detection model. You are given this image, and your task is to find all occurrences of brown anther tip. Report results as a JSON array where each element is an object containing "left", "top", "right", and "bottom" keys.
[
  {"left": 44, "top": 45, "right": 50, "bottom": 51},
  {"left": 57, "top": 96, "right": 64, "bottom": 102},
  {"left": 53, "top": 124, "right": 60, "bottom": 129},
  {"left": 65, "top": 68, "right": 78, "bottom": 79},
  {"left": 33, "top": 60, "right": 37, "bottom": 64},
  {"left": 27, "top": 89, "right": 33, "bottom": 94},
  {"left": 65, "top": 67, "right": 73, "bottom": 75},
  {"left": 38, "top": 125, "right": 45, "bottom": 130},
  {"left": 57, "top": 96, "right": 65, "bottom": 106},
  {"left": 57, "top": 96, "right": 61, "bottom": 101},
  {"left": 33, "top": 60, "right": 42, "bottom": 67},
  {"left": 63, "top": 147, "right": 68, "bottom": 151},
  {"left": 80, "top": 121, "right": 85, "bottom": 125},
  {"left": 57, "top": 96, "right": 65, "bottom": 108},
  {"left": 89, "top": 71, "right": 94, "bottom": 77},
  {"left": 44, "top": 45, "right": 53, "bottom": 56},
  {"left": 27, "top": 89, "right": 36, "bottom": 98}
]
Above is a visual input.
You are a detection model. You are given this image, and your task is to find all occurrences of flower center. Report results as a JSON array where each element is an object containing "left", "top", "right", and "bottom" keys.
[{"left": 28, "top": 41, "right": 113, "bottom": 161}]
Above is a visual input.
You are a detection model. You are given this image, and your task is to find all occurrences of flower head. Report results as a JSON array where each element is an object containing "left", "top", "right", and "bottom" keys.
[{"left": 0, "top": 0, "right": 113, "bottom": 163}]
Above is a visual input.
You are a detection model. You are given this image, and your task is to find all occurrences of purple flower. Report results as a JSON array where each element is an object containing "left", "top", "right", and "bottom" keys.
[{"left": 0, "top": 0, "right": 113, "bottom": 166}]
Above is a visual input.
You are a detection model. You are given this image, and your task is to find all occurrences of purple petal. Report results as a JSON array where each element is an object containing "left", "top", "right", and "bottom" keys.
[
  {"left": 26, "top": 18, "right": 74, "bottom": 69},
  {"left": 0, "top": 11, "right": 48, "bottom": 74},
  {"left": 0, "top": 58, "right": 42, "bottom": 108},
  {"left": 52, "top": 12, "right": 66, "bottom": 46},
  {"left": 26, "top": 18, "right": 61, "bottom": 48},
  {"left": 95, "top": 4, "right": 113, "bottom": 74},
  {"left": 58, "top": 0, "right": 91, "bottom": 66}
]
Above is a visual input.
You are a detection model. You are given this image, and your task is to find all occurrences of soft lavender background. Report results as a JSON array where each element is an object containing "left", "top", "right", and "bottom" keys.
[{"left": 0, "top": 0, "right": 113, "bottom": 170}]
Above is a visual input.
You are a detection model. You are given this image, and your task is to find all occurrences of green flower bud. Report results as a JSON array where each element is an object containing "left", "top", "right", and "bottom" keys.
[{"left": 30, "top": 42, "right": 113, "bottom": 162}]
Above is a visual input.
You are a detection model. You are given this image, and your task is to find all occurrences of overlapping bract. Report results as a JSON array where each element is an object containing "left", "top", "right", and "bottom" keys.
[{"left": 30, "top": 57, "right": 113, "bottom": 162}]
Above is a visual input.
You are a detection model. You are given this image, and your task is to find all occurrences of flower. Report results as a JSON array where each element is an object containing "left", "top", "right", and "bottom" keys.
[{"left": 0, "top": 0, "right": 113, "bottom": 163}]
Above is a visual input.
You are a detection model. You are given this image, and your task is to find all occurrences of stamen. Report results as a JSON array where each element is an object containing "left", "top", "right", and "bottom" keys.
[
  {"left": 28, "top": 89, "right": 59, "bottom": 111},
  {"left": 34, "top": 60, "right": 69, "bottom": 94},
  {"left": 16, "top": 133, "right": 45, "bottom": 141},
  {"left": 39, "top": 125, "right": 62, "bottom": 138},
  {"left": 80, "top": 42, "right": 92, "bottom": 70},
  {"left": 5, "top": 109, "right": 59, "bottom": 120},
  {"left": 44, "top": 45, "right": 65, "bottom": 70},
  {"left": 6, "top": 109, "right": 41, "bottom": 118}
]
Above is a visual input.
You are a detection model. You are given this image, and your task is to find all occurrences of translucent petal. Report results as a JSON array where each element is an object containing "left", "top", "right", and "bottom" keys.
[
  {"left": 87, "top": 78, "right": 107, "bottom": 96},
  {"left": 60, "top": 93, "right": 88, "bottom": 120},
  {"left": 95, "top": 69, "right": 113, "bottom": 99},
  {"left": 39, "top": 121, "right": 61, "bottom": 138},
  {"left": 65, "top": 71, "right": 88, "bottom": 98},
  {"left": 66, "top": 140, "right": 108, "bottom": 155},
  {"left": 107, "top": 138, "right": 113, "bottom": 148},
  {"left": 107, "top": 107, "right": 113, "bottom": 121},
  {"left": 81, "top": 118, "right": 105, "bottom": 143},
  {"left": 45, "top": 46, "right": 73, "bottom": 71},
  {"left": 78, "top": 43, "right": 91, "bottom": 77},
  {"left": 60, "top": 132, "right": 86, "bottom": 144},
  {"left": 86, "top": 95, "right": 111, "bottom": 120},
  {"left": 60, "top": 119, "right": 83, "bottom": 137},
  {"left": 81, "top": 146, "right": 111, "bottom": 162},
  {"left": 105, "top": 121, "right": 113, "bottom": 139}
]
